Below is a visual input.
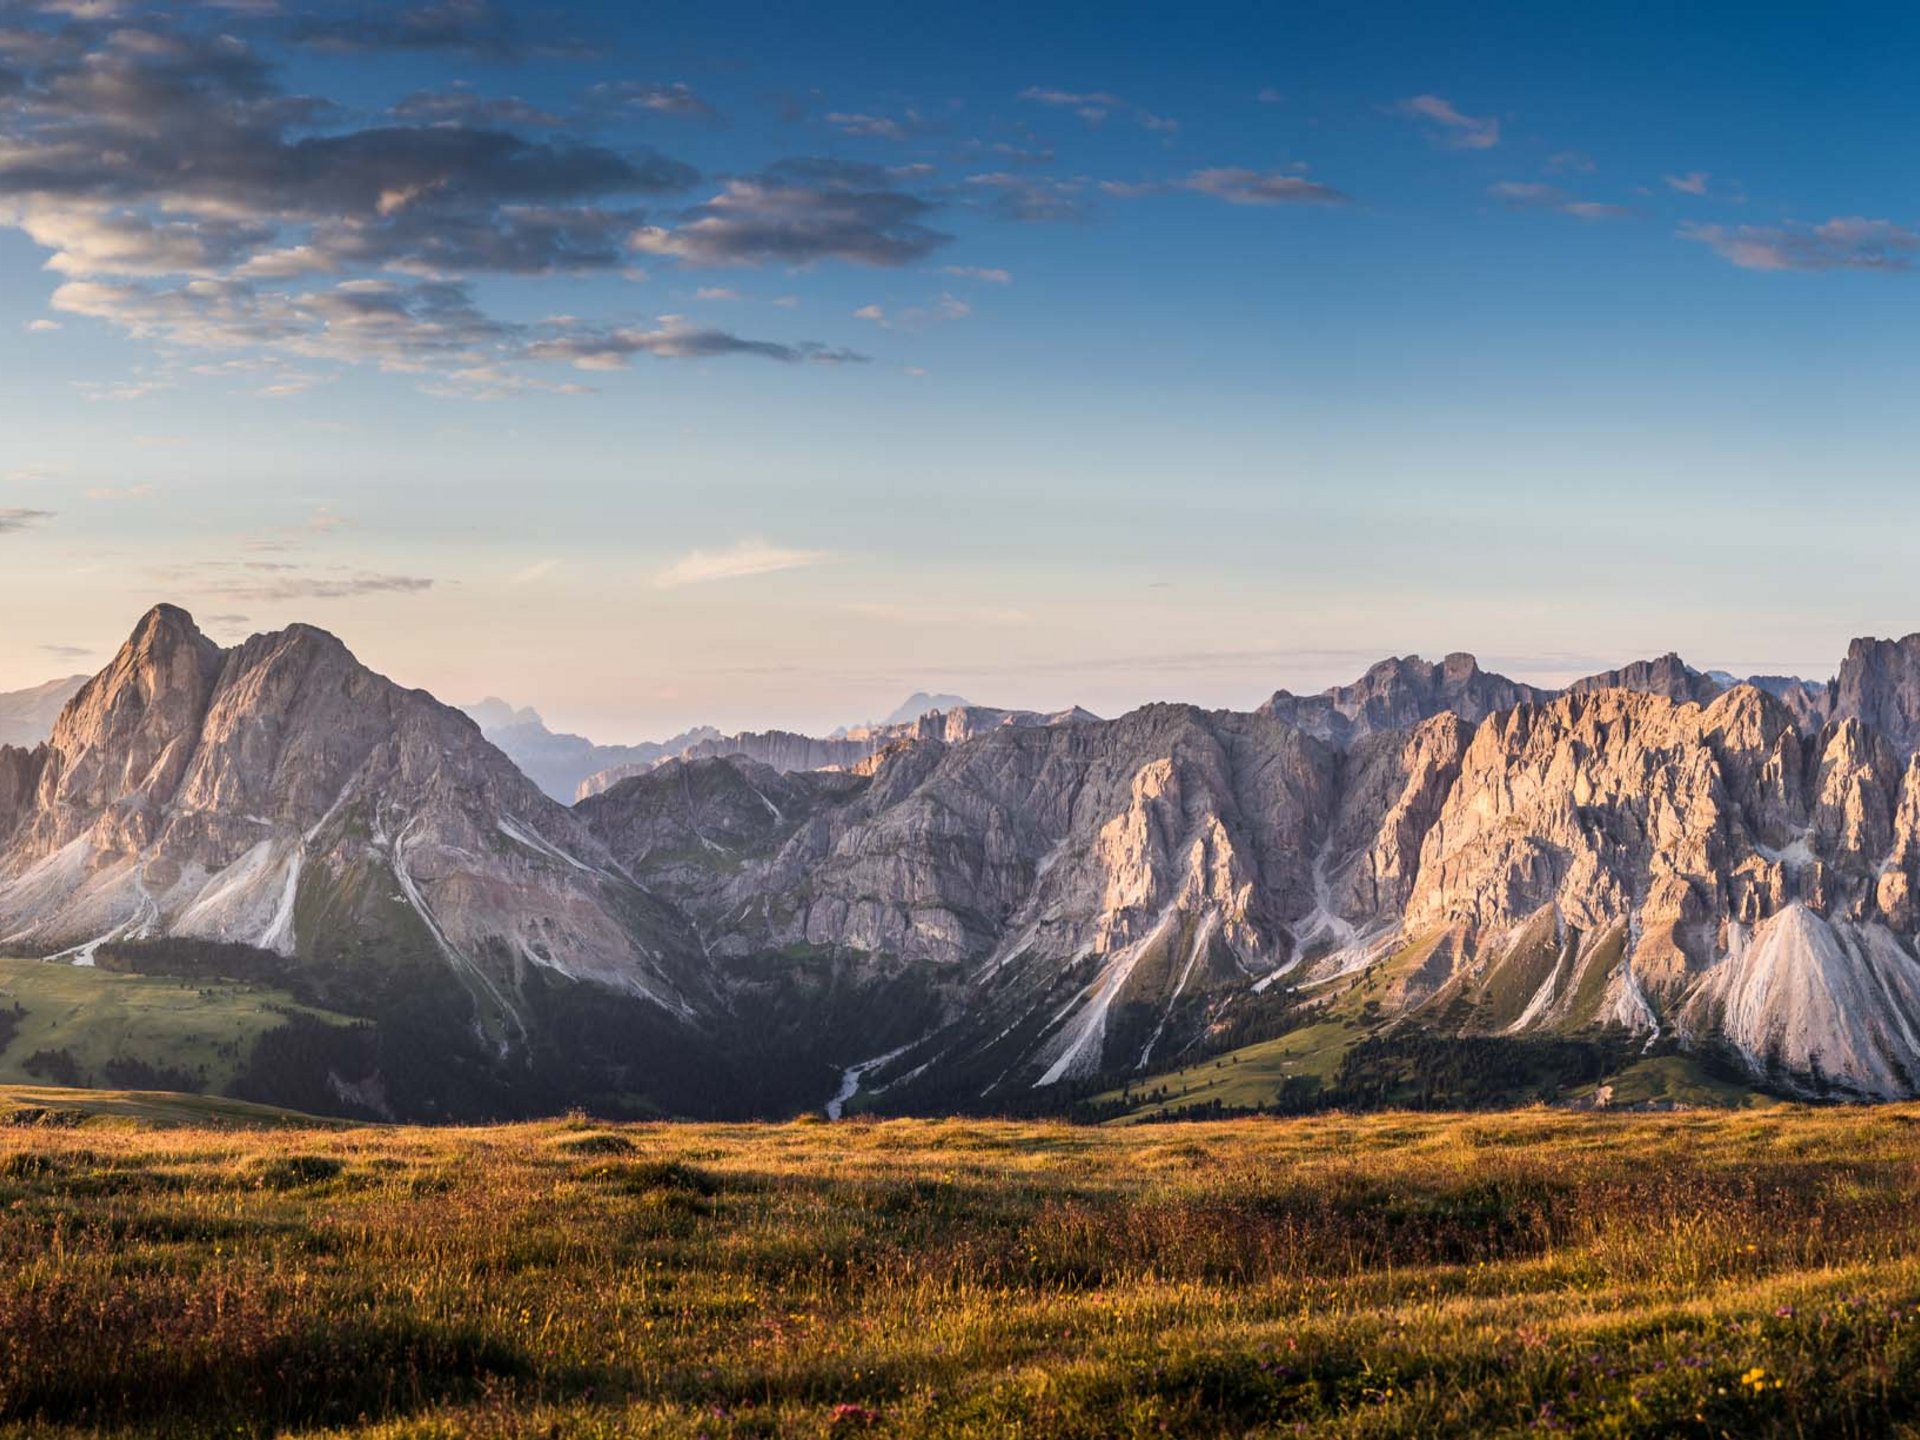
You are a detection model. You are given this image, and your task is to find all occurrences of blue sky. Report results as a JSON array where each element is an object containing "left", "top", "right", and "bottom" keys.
[{"left": 3, "top": 0, "right": 1919, "bottom": 738}]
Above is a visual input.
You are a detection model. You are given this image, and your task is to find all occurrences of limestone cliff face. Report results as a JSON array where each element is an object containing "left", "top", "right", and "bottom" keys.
[
  {"left": 0, "top": 607, "right": 701, "bottom": 1029},
  {"left": 1262, "top": 653, "right": 1546, "bottom": 747},
  {"left": 1831, "top": 635, "right": 1920, "bottom": 755},
  {"left": 580, "top": 646, "right": 1920, "bottom": 1100},
  {"left": 588, "top": 705, "right": 1354, "bottom": 1087},
  {"left": 1565, "top": 653, "right": 1725, "bottom": 706},
  {"left": 21, "top": 609, "right": 1920, "bottom": 1106},
  {"left": 1366, "top": 685, "right": 1920, "bottom": 1095}
]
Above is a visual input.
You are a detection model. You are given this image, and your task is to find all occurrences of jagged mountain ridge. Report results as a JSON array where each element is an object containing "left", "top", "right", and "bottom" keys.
[
  {"left": 576, "top": 638, "right": 1920, "bottom": 1107},
  {"left": 1262, "top": 650, "right": 1832, "bottom": 747},
  {"left": 0, "top": 607, "right": 703, "bottom": 1034},
  {"left": 10, "top": 607, "right": 1920, "bottom": 1117}
]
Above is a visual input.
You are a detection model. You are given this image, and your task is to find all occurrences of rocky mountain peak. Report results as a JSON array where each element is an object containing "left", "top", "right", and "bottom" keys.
[
  {"left": 37, "top": 604, "right": 226, "bottom": 850},
  {"left": 1262, "top": 651, "right": 1545, "bottom": 747},
  {"left": 1567, "top": 652, "right": 1724, "bottom": 705},
  {"left": 1832, "top": 634, "right": 1920, "bottom": 755},
  {"left": 882, "top": 692, "right": 972, "bottom": 727},
  {"left": 0, "top": 605, "right": 703, "bottom": 1034}
]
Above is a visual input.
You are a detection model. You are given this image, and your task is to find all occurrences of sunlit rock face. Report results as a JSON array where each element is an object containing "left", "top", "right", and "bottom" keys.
[
  {"left": 0, "top": 606, "right": 705, "bottom": 1035},
  {"left": 16, "top": 610, "right": 1920, "bottom": 1104},
  {"left": 581, "top": 639, "right": 1920, "bottom": 1100}
]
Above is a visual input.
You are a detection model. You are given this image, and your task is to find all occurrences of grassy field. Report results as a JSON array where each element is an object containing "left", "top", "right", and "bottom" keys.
[
  {"left": 1104, "top": 1019, "right": 1360, "bottom": 1117},
  {"left": 3, "top": 1102, "right": 1920, "bottom": 1435},
  {"left": 0, "top": 957, "right": 345, "bottom": 1092},
  {"left": 0, "top": 1082, "right": 332, "bottom": 1129}
]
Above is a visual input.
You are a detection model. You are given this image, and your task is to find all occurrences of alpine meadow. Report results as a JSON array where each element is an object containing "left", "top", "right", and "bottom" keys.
[{"left": 4, "top": 1, "right": 1920, "bottom": 1435}]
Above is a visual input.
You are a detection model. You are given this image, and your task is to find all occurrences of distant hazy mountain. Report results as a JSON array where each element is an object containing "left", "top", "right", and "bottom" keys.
[
  {"left": 0, "top": 674, "right": 87, "bottom": 747},
  {"left": 575, "top": 702, "right": 1099, "bottom": 799},
  {"left": 879, "top": 692, "right": 971, "bottom": 727},
  {"left": 461, "top": 696, "right": 719, "bottom": 803},
  {"left": 826, "top": 693, "right": 972, "bottom": 738}
]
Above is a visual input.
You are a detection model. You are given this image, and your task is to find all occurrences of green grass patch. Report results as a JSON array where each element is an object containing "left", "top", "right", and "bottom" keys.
[
  {"left": 1597, "top": 1053, "right": 1779, "bottom": 1110},
  {"left": 0, "top": 957, "right": 352, "bottom": 1096},
  {"left": 1097, "top": 1019, "right": 1360, "bottom": 1119}
]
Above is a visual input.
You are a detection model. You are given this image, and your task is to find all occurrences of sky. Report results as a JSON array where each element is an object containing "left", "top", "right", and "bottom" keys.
[{"left": 4, "top": 0, "right": 1920, "bottom": 740}]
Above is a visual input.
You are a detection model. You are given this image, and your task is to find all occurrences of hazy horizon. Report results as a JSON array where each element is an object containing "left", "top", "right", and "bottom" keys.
[{"left": 0, "top": 599, "right": 1873, "bottom": 744}]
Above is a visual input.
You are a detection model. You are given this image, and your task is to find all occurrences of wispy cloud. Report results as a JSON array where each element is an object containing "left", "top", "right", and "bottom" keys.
[
  {"left": 178, "top": 562, "right": 435, "bottom": 601},
  {"left": 586, "top": 81, "right": 718, "bottom": 122},
  {"left": 940, "top": 265, "right": 1011, "bottom": 284},
  {"left": 965, "top": 172, "right": 1089, "bottom": 224},
  {"left": 826, "top": 111, "right": 917, "bottom": 141},
  {"left": 852, "top": 294, "right": 969, "bottom": 330},
  {"left": 1665, "top": 171, "right": 1711, "bottom": 196},
  {"left": 529, "top": 315, "right": 865, "bottom": 368},
  {"left": 1397, "top": 94, "right": 1500, "bottom": 150},
  {"left": 1182, "top": 167, "right": 1348, "bottom": 205},
  {"left": 1020, "top": 87, "right": 1176, "bottom": 132},
  {"left": 633, "top": 160, "right": 948, "bottom": 267},
  {"left": 653, "top": 538, "right": 831, "bottom": 588},
  {"left": 0, "top": 508, "right": 53, "bottom": 533},
  {"left": 290, "top": 0, "right": 581, "bottom": 60},
  {"left": 1681, "top": 217, "right": 1920, "bottom": 272},
  {"left": 1489, "top": 181, "right": 1634, "bottom": 220}
]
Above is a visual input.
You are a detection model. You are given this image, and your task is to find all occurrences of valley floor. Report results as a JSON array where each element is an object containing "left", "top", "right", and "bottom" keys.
[{"left": 2, "top": 1098, "right": 1919, "bottom": 1436}]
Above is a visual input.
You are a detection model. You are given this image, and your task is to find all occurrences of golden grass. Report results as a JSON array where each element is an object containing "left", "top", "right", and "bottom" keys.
[{"left": 3, "top": 1103, "right": 1920, "bottom": 1436}]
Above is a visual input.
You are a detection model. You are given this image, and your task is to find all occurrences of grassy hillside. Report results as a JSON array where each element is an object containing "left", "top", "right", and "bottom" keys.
[
  {"left": 1093, "top": 930, "right": 1772, "bottom": 1121},
  {"left": 3, "top": 1104, "right": 1920, "bottom": 1435},
  {"left": 0, "top": 1083, "right": 334, "bottom": 1129},
  {"left": 0, "top": 957, "right": 353, "bottom": 1094}
]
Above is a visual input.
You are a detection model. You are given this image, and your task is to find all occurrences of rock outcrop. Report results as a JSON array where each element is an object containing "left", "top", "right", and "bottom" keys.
[
  {"left": 1565, "top": 653, "right": 1725, "bottom": 706},
  {"left": 1832, "top": 635, "right": 1920, "bottom": 755},
  {"left": 1262, "top": 653, "right": 1545, "bottom": 747}
]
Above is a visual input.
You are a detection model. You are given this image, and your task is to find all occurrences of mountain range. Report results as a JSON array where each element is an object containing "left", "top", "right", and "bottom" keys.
[
  {"left": 4, "top": 607, "right": 1920, "bottom": 1120},
  {"left": 461, "top": 697, "right": 721, "bottom": 803}
]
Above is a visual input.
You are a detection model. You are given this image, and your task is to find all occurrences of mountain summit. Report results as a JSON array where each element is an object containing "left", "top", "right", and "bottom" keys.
[{"left": 0, "top": 607, "right": 708, "bottom": 1112}]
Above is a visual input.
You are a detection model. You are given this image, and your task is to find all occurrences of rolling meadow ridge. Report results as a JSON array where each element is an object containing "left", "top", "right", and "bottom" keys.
[{"left": 1, "top": 1093, "right": 1919, "bottom": 1437}]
